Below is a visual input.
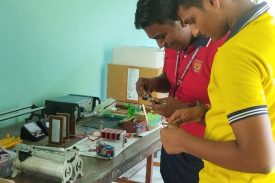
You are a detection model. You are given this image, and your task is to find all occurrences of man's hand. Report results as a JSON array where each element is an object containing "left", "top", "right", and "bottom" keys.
[
  {"left": 160, "top": 127, "right": 186, "bottom": 154},
  {"left": 151, "top": 97, "right": 189, "bottom": 117},
  {"left": 162, "top": 114, "right": 275, "bottom": 173},
  {"left": 136, "top": 77, "right": 154, "bottom": 97},
  {"left": 136, "top": 73, "right": 170, "bottom": 99},
  {"left": 168, "top": 106, "right": 205, "bottom": 126}
]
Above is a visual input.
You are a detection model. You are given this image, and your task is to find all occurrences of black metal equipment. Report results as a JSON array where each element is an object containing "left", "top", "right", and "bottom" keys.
[{"left": 44, "top": 94, "right": 100, "bottom": 135}]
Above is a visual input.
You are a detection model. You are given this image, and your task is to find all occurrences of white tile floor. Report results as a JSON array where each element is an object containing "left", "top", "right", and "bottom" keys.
[
  {"left": 114, "top": 151, "right": 164, "bottom": 183},
  {"left": 130, "top": 162, "right": 164, "bottom": 183}
]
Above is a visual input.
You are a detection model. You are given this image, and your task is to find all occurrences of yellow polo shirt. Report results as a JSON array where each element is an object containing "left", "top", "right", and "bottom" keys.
[{"left": 200, "top": 11, "right": 275, "bottom": 183}]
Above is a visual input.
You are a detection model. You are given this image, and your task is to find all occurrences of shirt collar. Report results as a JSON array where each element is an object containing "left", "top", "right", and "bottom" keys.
[
  {"left": 227, "top": 1, "right": 269, "bottom": 40},
  {"left": 192, "top": 36, "right": 211, "bottom": 47},
  {"left": 184, "top": 36, "right": 211, "bottom": 54}
]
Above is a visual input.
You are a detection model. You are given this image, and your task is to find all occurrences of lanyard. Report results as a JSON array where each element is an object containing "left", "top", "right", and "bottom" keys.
[{"left": 172, "top": 47, "right": 201, "bottom": 97}]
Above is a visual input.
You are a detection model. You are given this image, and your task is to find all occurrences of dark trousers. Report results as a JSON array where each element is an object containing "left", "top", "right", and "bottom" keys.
[{"left": 160, "top": 147, "right": 203, "bottom": 183}]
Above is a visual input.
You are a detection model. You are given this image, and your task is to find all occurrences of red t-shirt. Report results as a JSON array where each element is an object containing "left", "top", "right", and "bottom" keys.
[{"left": 163, "top": 36, "right": 226, "bottom": 137}]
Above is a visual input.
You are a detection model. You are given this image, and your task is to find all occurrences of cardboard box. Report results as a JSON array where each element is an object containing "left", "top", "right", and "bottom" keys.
[{"left": 107, "top": 64, "right": 167, "bottom": 104}]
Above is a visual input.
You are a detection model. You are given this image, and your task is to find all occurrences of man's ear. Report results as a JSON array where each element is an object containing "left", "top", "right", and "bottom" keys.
[{"left": 204, "top": 0, "right": 220, "bottom": 9}]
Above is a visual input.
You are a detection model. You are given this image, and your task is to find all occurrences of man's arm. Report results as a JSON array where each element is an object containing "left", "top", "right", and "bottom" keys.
[
  {"left": 161, "top": 114, "right": 275, "bottom": 173},
  {"left": 150, "top": 72, "right": 170, "bottom": 92},
  {"left": 151, "top": 97, "right": 190, "bottom": 117}
]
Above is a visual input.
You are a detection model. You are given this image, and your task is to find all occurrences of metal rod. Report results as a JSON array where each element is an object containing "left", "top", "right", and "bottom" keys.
[
  {"left": 0, "top": 105, "right": 33, "bottom": 116},
  {"left": 0, "top": 106, "right": 45, "bottom": 122},
  {"left": 33, "top": 145, "right": 65, "bottom": 153}
]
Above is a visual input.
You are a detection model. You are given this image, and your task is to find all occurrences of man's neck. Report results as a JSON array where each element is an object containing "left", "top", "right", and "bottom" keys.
[{"left": 226, "top": 0, "right": 255, "bottom": 29}]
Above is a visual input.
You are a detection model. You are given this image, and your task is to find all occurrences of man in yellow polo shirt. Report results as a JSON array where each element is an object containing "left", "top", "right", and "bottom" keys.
[{"left": 161, "top": 0, "right": 275, "bottom": 182}]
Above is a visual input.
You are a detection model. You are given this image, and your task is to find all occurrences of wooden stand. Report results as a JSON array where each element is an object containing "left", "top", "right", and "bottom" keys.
[{"left": 56, "top": 113, "right": 70, "bottom": 140}]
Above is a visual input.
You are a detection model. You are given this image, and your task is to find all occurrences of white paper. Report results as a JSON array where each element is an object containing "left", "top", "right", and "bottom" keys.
[
  {"left": 24, "top": 122, "right": 41, "bottom": 133},
  {"left": 51, "top": 119, "right": 61, "bottom": 142},
  {"left": 127, "top": 68, "right": 139, "bottom": 101}
]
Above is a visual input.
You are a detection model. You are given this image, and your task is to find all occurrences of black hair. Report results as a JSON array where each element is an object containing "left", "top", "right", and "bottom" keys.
[
  {"left": 134, "top": 0, "right": 178, "bottom": 29},
  {"left": 176, "top": 0, "right": 203, "bottom": 9}
]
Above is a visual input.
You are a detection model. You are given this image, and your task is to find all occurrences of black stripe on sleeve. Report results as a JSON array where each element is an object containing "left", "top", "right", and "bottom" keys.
[{"left": 227, "top": 105, "right": 268, "bottom": 124}]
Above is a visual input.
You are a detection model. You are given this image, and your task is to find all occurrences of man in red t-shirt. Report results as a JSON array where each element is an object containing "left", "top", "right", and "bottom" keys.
[{"left": 135, "top": 0, "right": 226, "bottom": 182}]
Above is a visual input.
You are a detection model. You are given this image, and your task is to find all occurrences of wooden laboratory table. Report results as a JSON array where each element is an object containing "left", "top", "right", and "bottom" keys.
[{"left": 0, "top": 117, "right": 162, "bottom": 183}]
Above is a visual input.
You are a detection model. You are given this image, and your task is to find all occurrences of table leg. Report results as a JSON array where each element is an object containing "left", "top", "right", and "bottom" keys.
[{"left": 145, "top": 153, "right": 153, "bottom": 183}]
